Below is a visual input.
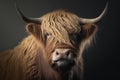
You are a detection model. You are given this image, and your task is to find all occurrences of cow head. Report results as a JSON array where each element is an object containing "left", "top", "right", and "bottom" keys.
[{"left": 16, "top": 2, "right": 108, "bottom": 73}]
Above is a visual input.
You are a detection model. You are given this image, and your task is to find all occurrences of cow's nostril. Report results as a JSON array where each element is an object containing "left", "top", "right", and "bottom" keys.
[
  {"left": 56, "top": 52, "right": 59, "bottom": 55},
  {"left": 66, "top": 51, "right": 70, "bottom": 56}
]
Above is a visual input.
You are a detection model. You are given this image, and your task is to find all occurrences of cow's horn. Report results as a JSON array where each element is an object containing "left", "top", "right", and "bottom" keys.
[
  {"left": 15, "top": 1, "right": 41, "bottom": 24},
  {"left": 79, "top": 2, "right": 108, "bottom": 24}
]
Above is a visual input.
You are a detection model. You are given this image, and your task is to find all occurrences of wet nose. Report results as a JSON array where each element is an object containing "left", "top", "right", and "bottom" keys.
[
  {"left": 52, "top": 49, "right": 76, "bottom": 71},
  {"left": 53, "top": 49, "right": 74, "bottom": 61}
]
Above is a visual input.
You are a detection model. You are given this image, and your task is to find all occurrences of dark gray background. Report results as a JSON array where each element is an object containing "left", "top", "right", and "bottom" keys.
[{"left": 0, "top": 0, "right": 119, "bottom": 80}]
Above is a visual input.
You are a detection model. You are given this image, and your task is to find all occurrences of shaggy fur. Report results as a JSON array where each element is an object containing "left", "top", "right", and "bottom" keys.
[
  {"left": 0, "top": 10, "right": 97, "bottom": 80},
  {"left": 40, "top": 10, "right": 81, "bottom": 46},
  {"left": 0, "top": 36, "right": 59, "bottom": 80}
]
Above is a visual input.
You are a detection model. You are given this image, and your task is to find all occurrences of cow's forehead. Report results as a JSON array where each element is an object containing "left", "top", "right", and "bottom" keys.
[
  {"left": 40, "top": 10, "right": 81, "bottom": 45},
  {"left": 41, "top": 10, "right": 81, "bottom": 33}
]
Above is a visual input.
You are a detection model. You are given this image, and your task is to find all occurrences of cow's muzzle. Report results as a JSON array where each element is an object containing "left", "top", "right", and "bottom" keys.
[{"left": 52, "top": 49, "right": 76, "bottom": 71}]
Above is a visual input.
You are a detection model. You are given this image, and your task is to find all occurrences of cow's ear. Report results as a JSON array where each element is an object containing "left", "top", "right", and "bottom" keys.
[
  {"left": 81, "top": 23, "right": 97, "bottom": 40},
  {"left": 26, "top": 23, "right": 41, "bottom": 39}
]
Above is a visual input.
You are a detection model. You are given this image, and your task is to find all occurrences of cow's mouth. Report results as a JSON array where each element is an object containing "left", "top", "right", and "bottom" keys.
[{"left": 52, "top": 59, "right": 75, "bottom": 72}]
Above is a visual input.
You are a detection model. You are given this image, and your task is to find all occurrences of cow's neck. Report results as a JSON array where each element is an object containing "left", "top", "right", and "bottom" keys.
[{"left": 13, "top": 35, "right": 42, "bottom": 79}]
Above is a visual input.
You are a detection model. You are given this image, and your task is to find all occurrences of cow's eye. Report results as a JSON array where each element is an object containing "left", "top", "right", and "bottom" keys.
[
  {"left": 70, "top": 33, "right": 80, "bottom": 43},
  {"left": 44, "top": 33, "right": 51, "bottom": 40}
]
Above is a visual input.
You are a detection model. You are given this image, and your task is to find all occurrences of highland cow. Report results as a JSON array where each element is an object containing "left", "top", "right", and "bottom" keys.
[{"left": 0, "top": 2, "right": 108, "bottom": 80}]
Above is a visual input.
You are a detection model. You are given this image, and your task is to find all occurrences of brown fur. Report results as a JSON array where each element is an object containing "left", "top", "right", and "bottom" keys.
[
  {"left": 0, "top": 10, "right": 97, "bottom": 80},
  {"left": 0, "top": 36, "right": 60, "bottom": 80}
]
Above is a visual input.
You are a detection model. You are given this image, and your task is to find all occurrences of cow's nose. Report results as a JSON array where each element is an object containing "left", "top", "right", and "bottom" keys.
[
  {"left": 55, "top": 49, "right": 72, "bottom": 58},
  {"left": 52, "top": 49, "right": 76, "bottom": 71},
  {"left": 52, "top": 49, "right": 75, "bottom": 62},
  {"left": 56, "top": 50, "right": 71, "bottom": 58}
]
